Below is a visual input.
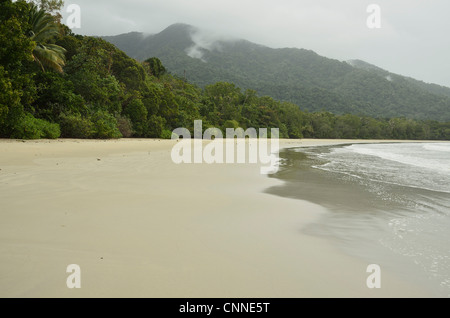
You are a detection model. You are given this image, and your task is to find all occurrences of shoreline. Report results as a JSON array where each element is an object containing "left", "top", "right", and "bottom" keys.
[
  {"left": 0, "top": 138, "right": 436, "bottom": 297},
  {"left": 269, "top": 140, "right": 450, "bottom": 297}
]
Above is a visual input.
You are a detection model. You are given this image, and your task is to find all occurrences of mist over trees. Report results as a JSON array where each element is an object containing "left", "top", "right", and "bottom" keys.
[
  {"left": 0, "top": 0, "right": 449, "bottom": 140},
  {"left": 103, "top": 24, "right": 450, "bottom": 123}
]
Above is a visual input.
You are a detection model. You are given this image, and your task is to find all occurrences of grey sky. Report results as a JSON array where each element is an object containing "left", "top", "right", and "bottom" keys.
[{"left": 61, "top": 0, "right": 450, "bottom": 87}]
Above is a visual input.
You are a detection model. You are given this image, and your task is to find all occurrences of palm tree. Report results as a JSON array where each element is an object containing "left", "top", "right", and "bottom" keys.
[{"left": 28, "top": 4, "right": 66, "bottom": 73}]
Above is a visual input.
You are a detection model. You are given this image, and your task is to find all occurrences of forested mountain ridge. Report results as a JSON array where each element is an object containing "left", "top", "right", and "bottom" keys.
[
  {"left": 102, "top": 23, "right": 450, "bottom": 121},
  {"left": 1, "top": 1, "right": 449, "bottom": 141},
  {"left": 346, "top": 59, "right": 450, "bottom": 99}
]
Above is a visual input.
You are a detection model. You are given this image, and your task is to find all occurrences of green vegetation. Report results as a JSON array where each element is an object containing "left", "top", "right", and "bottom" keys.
[
  {"left": 29, "top": 2, "right": 66, "bottom": 73},
  {"left": 103, "top": 24, "right": 450, "bottom": 122},
  {"left": 0, "top": 1, "right": 449, "bottom": 140}
]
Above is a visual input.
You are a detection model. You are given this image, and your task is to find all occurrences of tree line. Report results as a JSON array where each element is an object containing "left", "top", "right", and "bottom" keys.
[{"left": 0, "top": 0, "right": 449, "bottom": 140}]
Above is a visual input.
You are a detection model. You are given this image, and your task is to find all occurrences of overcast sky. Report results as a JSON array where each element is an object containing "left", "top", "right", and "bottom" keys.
[{"left": 61, "top": 0, "right": 450, "bottom": 87}]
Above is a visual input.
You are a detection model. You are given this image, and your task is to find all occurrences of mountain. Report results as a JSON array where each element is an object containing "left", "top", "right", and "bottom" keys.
[
  {"left": 346, "top": 59, "right": 450, "bottom": 99},
  {"left": 102, "top": 24, "right": 450, "bottom": 121}
]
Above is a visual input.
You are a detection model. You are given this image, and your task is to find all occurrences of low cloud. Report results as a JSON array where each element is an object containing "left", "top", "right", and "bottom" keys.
[
  {"left": 185, "top": 28, "right": 236, "bottom": 61},
  {"left": 61, "top": 0, "right": 450, "bottom": 87}
]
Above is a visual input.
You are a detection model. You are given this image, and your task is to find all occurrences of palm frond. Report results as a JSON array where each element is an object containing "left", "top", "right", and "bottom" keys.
[
  {"left": 33, "top": 44, "right": 66, "bottom": 73},
  {"left": 28, "top": 3, "right": 66, "bottom": 73}
]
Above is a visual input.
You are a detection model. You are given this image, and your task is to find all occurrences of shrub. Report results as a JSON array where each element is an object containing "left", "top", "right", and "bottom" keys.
[
  {"left": 91, "top": 110, "right": 122, "bottom": 139},
  {"left": 59, "top": 113, "right": 94, "bottom": 138},
  {"left": 117, "top": 116, "right": 133, "bottom": 138},
  {"left": 147, "top": 115, "right": 165, "bottom": 138},
  {"left": 123, "top": 99, "right": 147, "bottom": 136},
  {"left": 12, "top": 113, "right": 60, "bottom": 139},
  {"left": 41, "top": 121, "right": 61, "bottom": 139},
  {"left": 223, "top": 120, "right": 240, "bottom": 130},
  {"left": 160, "top": 129, "right": 173, "bottom": 139}
]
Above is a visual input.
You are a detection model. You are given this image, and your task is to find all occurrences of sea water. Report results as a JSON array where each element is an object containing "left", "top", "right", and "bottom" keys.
[{"left": 269, "top": 142, "right": 450, "bottom": 296}]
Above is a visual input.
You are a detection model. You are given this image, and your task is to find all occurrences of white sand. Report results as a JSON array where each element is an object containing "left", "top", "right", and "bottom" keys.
[{"left": 0, "top": 139, "right": 431, "bottom": 297}]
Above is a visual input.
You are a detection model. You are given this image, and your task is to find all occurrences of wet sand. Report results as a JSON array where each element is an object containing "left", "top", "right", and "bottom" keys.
[{"left": 0, "top": 139, "right": 430, "bottom": 297}]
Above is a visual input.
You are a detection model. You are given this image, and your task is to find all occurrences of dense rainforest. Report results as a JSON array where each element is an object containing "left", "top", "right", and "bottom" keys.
[
  {"left": 1, "top": 0, "right": 449, "bottom": 140},
  {"left": 104, "top": 24, "right": 450, "bottom": 122}
]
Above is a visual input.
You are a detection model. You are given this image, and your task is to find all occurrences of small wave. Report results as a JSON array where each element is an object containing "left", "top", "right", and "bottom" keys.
[
  {"left": 289, "top": 143, "right": 450, "bottom": 296},
  {"left": 423, "top": 144, "right": 450, "bottom": 153},
  {"left": 346, "top": 145, "right": 450, "bottom": 174},
  {"left": 314, "top": 164, "right": 450, "bottom": 195},
  {"left": 314, "top": 143, "right": 450, "bottom": 194}
]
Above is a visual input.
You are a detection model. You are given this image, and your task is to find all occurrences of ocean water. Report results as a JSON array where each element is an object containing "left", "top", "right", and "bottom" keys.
[{"left": 268, "top": 142, "right": 450, "bottom": 297}]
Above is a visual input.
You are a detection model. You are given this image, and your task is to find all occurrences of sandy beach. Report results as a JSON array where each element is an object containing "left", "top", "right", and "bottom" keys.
[{"left": 0, "top": 138, "right": 431, "bottom": 298}]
